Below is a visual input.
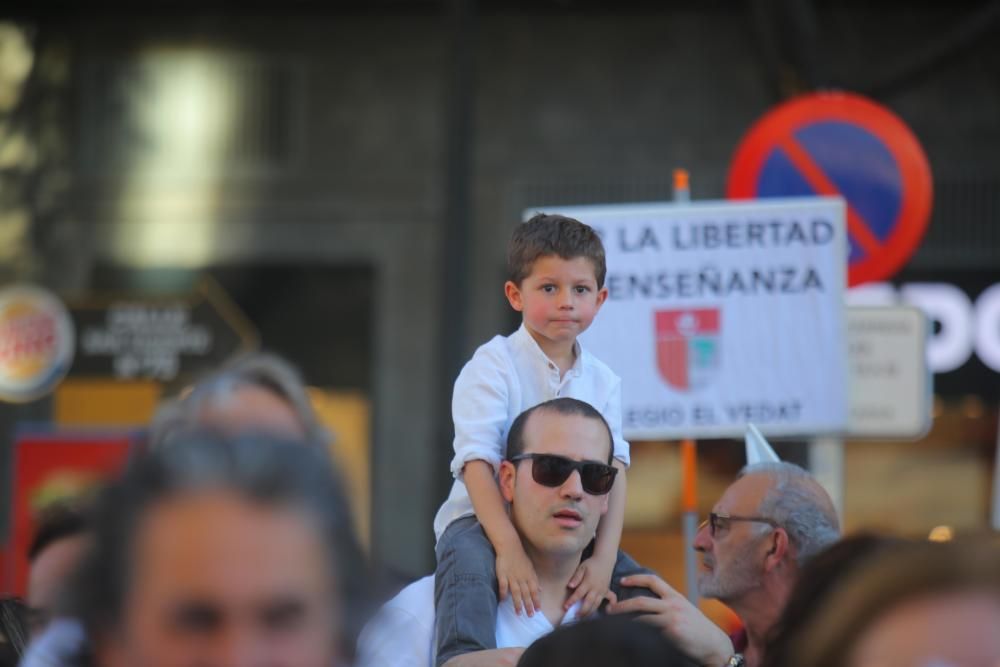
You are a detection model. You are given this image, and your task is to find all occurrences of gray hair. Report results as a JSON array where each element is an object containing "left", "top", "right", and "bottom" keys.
[
  {"left": 149, "top": 353, "right": 330, "bottom": 448},
  {"left": 65, "top": 432, "right": 369, "bottom": 662},
  {"left": 739, "top": 461, "right": 841, "bottom": 565}
]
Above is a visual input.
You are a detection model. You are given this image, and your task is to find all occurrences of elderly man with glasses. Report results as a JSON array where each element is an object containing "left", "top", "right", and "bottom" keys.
[{"left": 608, "top": 461, "right": 840, "bottom": 667}]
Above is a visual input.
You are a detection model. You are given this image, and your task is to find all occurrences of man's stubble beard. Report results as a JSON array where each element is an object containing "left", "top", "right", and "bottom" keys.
[{"left": 697, "top": 540, "right": 765, "bottom": 603}]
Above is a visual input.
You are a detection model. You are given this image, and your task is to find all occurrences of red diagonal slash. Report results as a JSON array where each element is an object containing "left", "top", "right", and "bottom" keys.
[{"left": 778, "top": 135, "right": 883, "bottom": 259}]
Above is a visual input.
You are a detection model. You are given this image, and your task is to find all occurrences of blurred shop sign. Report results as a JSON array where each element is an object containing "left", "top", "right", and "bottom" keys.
[
  {"left": 4, "top": 429, "right": 134, "bottom": 595},
  {"left": 68, "top": 277, "right": 258, "bottom": 382},
  {"left": 727, "top": 92, "right": 932, "bottom": 288},
  {"left": 847, "top": 307, "right": 931, "bottom": 438},
  {"left": 0, "top": 285, "right": 75, "bottom": 403},
  {"left": 849, "top": 278, "right": 1000, "bottom": 397},
  {"left": 530, "top": 196, "right": 849, "bottom": 439}
]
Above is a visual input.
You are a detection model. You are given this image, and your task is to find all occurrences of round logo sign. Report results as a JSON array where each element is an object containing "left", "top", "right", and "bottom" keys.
[
  {"left": 727, "top": 91, "right": 933, "bottom": 287},
  {"left": 0, "top": 285, "right": 75, "bottom": 402}
]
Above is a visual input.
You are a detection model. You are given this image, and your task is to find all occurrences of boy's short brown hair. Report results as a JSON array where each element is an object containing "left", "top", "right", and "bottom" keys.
[{"left": 507, "top": 214, "right": 607, "bottom": 288}]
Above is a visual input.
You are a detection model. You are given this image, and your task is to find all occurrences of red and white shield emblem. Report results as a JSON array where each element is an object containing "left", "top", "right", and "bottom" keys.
[{"left": 655, "top": 308, "right": 721, "bottom": 391}]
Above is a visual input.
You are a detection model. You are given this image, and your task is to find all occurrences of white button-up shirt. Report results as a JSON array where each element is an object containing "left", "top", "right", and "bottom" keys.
[
  {"left": 433, "top": 324, "right": 629, "bottom": 541},
  {"left": 356, "top": 575, "right": 584, "bottom": 667}
]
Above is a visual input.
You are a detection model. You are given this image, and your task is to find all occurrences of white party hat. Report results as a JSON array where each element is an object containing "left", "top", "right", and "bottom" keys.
[{"left": 745, "top": 423, "right": 781, "bottom": 464}]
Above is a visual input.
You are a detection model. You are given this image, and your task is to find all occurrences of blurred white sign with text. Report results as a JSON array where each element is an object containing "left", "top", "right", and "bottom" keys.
[{"left": 528, "top": 196, "right": 849, "bottom": 440}]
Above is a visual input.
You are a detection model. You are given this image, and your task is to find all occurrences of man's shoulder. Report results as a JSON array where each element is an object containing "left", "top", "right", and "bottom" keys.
[
  {"left": 381, "top": 574, "right": 436, "bottom": 615},
  {"left": 357, "top": 575, "right": 436, "bottom": 667}
]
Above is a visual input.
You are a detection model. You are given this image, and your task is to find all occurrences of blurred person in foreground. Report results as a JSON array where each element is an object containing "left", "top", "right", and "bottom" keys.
[
  {"left": 607, "top": 461, "right": 840, "bottom": 667},
  {"left": 516, "top": 614, "right": 696, "bottom": 667},
  {"left": 62, "top": 431, "right": 366, "bottom": 667},
  {"left": 149, "top": 352, "right": 330, "bottom": 447},
  {"left": 761, "top": 533, "right": 906, "bottom": 667},
  {"left": 23, "top": 352, "right": 365, "bottom": 666},
  {"left": 26, "top": 502, "right": 91, "bottom": 638},
  {"left": 786, "top": 536, "right": 1000, "bottom": 667},
  {"left": 358, "top": 398, "right": 654, "bottom": 667}
]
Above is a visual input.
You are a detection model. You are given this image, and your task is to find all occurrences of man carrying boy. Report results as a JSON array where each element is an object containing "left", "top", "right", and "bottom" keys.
[
  {"left": 360, "top": 398, "right": 651, "bottom": 667},
  {"left": 433, "top": 214, "right": 643, "bottom": 666}
]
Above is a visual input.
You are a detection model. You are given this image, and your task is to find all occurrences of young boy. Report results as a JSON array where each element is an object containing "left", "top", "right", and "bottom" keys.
[{"left": 433, "top": 213, "right": 644, "bottom": 666}]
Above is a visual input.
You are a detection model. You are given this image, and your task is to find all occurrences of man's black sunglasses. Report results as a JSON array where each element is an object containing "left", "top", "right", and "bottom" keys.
[{"left": 509, "top": 453, "right": 617, "bottom": 495}]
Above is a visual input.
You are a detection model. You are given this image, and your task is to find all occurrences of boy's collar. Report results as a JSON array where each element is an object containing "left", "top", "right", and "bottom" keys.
[{"left": 512, "top": 324, "right": 585, "bottom": 377}]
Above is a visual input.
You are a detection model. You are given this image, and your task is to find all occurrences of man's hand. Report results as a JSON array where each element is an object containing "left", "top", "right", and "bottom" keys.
[
  {"left": 496, "top": 540, "right": 540, "bottom": 616},
  {"left": 607, "top": 573, "right": 734, "bottom": 667},
  {"left": 442, "top": 647, "right": 525, "bottom": 667},
  {"left": 564, "top": 552, "right": 617, "bottom": 617}
]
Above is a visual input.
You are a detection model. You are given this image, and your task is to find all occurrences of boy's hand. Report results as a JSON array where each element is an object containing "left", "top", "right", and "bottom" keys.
[
  {"left": 496, "top": 541, "right": 540, "bottom": 616},
  {"left": 564, "top": 552, "right": 616, "bottom": 617}
]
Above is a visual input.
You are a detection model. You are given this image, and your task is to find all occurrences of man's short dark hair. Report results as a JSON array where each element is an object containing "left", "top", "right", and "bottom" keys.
[
  {"left": 507, "top": 214, "right": 607, "bottom": 289},
  {"left": 28, "top": 501, "right": 88, "bottom": 562},
  {"left": 518, "top": 615, "right": 697, "bottom": 667},
  {"left": 506, "top": 398, "right": 613, "bottom": 464}
]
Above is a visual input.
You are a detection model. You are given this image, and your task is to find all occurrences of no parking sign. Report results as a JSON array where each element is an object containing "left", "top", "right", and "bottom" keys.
[{"left": 727, "top": 92, "right": 933, "bottom": 287}]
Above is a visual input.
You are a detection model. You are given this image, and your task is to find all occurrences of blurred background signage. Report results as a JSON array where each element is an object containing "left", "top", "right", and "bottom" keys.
[
  {"left": 67, "top": 277, "right": 258, "bottom": 383},
  {"left": 849, "top": 277, "right": 1000, "bottom": 397},
  {"left": 0, "top": 285, "right": 75, "bottom": 403},
  {"left": 846, "top": 306, "right": 931, "bottom": 438},
  {"left": 5, "top": 430, "right": 134, "bottom": 595}
]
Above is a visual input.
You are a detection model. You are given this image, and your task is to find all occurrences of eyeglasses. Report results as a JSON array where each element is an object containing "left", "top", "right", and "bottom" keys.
[
  {"left": 699, "top": 511, "right": 779, "bottom": 537},
  {"left": 509, "top": 453, "right": 617, "bottom": 495}
]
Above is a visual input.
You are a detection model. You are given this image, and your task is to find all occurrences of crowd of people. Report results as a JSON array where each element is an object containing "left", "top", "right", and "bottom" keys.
[{"left": 1, "top": 214, "right": 998, "bottom": 666}]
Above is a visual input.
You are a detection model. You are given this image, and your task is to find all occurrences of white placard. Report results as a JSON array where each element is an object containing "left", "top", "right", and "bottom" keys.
[
  {"left": 847, "top": 306, "right": 931, "bottom": 438},
  {"left": 529, "top": 196, "right": 849, "bottom": 439}
]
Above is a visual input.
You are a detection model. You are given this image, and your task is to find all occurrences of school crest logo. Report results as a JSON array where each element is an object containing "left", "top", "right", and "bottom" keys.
[{"left": 655, "top": 308, "right": 720, "bottom": 391}]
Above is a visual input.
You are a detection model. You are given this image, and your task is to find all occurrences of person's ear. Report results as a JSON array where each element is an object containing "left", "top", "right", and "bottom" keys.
[
  {"left": 499, "top": 460, "right": 517, "bottom": 503},
  {"left": 595, "top": 286, "right": 608, "bottom": 309},
  {"left": 504, "top": 281, "right": 524, "bottom": 312},
  {"left": 763, "top": 527, "right": 790, "bottom": 572}
]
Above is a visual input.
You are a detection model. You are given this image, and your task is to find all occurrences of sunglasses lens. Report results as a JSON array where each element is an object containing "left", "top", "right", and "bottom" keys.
[
  {"left": 531, "top": 455, "right": 574, "bottom": 487},
  {"left": 581, "top": 464, "right": 615, "bottom": 495},
  {"left": 527, "top": 455, "right": 615, "bottom": 495}
]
